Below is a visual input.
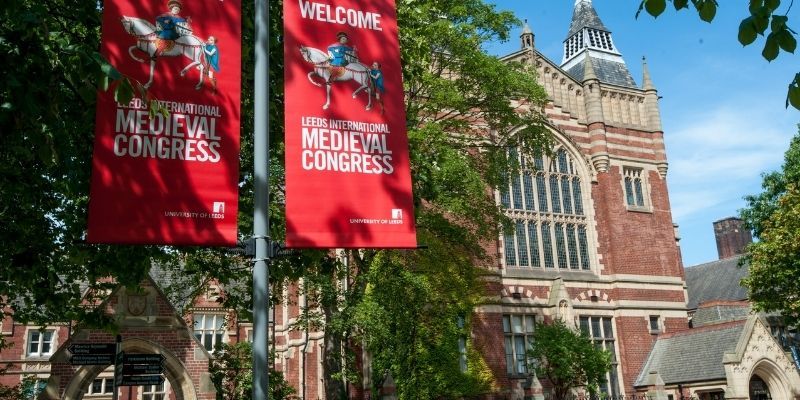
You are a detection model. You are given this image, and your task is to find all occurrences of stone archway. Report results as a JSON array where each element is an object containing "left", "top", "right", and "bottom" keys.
[
  {"left": 749, "top": 359, "right": 791, "bottom": 400},
  {"left": 61, "top": 338, "right": 197, "bottom": 400}
]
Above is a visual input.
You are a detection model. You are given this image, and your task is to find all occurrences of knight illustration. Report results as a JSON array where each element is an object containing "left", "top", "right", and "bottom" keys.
[
  {"left": 155, "top": 0, "right": 191, "bottom": 58},
  {"left": 327, "top": 32, "right": 357, "bottom": 83}
]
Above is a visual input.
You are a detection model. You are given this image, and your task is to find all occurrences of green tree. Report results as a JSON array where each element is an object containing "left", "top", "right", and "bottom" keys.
[
  {"left": 527, "top": 320, "right": 612, "bottom": 400},
  {"left": 637, "top": 0, "right": 800, "bottom": 110},
  {"left": 209, "top": 342, "right": 297, "bottom": 400},
  {"left": 740, "top": 129, "right": 800, "bottom": 327},
  {"left": 740, "top": 128, "right": 800, "bottom": 237},
  {"left": 290, "top": 0, "right": 550, "bottom": 397},
  {"left": 0, "top": 0, "right": 274, "bottom": 327},
  {"left": 1, "top": 1, "right": 549, "bottom": 399}
]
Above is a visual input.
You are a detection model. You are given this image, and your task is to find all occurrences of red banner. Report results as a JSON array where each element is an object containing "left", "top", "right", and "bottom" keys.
[
  {"left": 87, "top": 0, "right": 242, "bottom": 245},
  {"left": 283, "top": 0, "right": 417, "bottom": 248}
]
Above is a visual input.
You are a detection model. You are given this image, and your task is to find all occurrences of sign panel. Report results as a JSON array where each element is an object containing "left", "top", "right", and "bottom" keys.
[
  {"left": 122, "top": 363, "right": 164, "bottom": 375},
  {"left": 118, "top": 375, "right": 165, "bottom": 386},
  {"left": 283, "top": 0, "right": 416, "bottom": 248},
  {"left": 69, "top": 343, "right": 116, "bottom": 355},
  {"left": 70, "top": 354, "right": 115, "bottom": 365},
  {"left": 123, "top": 353, "right": 165, "bottom": 364},
  {"left": 87, "top": 0, "right": 242, "bottom": 246}
]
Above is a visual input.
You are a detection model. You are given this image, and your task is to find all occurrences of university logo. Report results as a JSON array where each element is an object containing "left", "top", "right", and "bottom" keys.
[
  {"left": 213, "top": 202, "right": 225, "bottom": 213},
  {"left": 391, "top": 209, "right": 402, "bottom": 220}
]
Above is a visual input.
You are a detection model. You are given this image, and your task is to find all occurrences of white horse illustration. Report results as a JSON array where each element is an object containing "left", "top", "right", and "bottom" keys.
[
  {"left": 120, "top": 16, "right": 205, "bottom": 90},
  {"left": 299, "top": 46, "right": 373, "bottom": 110}
]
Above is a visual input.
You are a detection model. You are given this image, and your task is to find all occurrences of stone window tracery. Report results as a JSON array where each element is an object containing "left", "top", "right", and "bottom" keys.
[
  {"left": 623, "top": 166, "right": 650, "bottom": 211},
  {"left": 500, "top": 147, "right": 593, "bottom": 271}
]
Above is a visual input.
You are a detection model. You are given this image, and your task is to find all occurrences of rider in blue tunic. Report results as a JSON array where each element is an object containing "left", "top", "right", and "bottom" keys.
[
  {"left": 155, "top": 0, "right": 190, "bottom": 56},
  {"left": 327, "top": 32, "right": 355, "bottom": 82}
]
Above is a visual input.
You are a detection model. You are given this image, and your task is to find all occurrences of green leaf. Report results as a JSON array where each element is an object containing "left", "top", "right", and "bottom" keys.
[
  {"left": 673, "top": 0, "right": 689, "bottom": 10},
  {"left": 778, "top": 30, "right": 797, "bottom": 53},
  {"left": 698, "top": 0, "right": 717, "bottom": 22},
  {"left": 763, "top": 32, "right": 780, "bottom": 60},
  {"left": 771, "top": 15, "right": 788, "bottom": 32},
  {"left": 739, "top": 17, "right": 758, "bottom": 45},
  {"left": 750, "top": 0, "right": 765, "bottom": 15},
  {"left": 645, "top": 0, "right": 667, "bottom": 16},
  {"left": 764, "top": 0, "right": 780, "bottom": 12},
  {"left": 99, "top": 74, "right": 111, "bottom": 91},
  {"left": 635, "top": 1, "right": 646, "bottom": 18},
  {"left": 787, "top": 75, "right": 800, "bottom": 109},
  {"left": 114, "top": 78, "right": 134, "bottom": 104},
  {"left": 754, "top": 14, "right": 771, "bottom": 33}
]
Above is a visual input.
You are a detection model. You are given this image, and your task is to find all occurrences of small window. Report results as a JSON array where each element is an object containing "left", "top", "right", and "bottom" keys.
[
  {"left": 22, "top": 378, "right": 47, "bottom": 399},
  {"left": 457, "top": 316, "right": 467, "bottom": 373},
  {"left": 649, "top": 315, "right": 661, "bottom": 333},
  {"left": 27, "top": 329, "right": 55, "bottom": 357},
  {"left": 503, "top": 314, "right": 536, "bottom": 375},
  {"left": 142, "top": 382, "right": 167, "bottom": 400},
  {"left": 622, "top": 167, "right": 649, "bottom": 210},
  {"left": 85, "top": 377, "right": 113, "bottom": 396},
  {"left": 193, "top": 314, "right": 225, "bottom": 351}
]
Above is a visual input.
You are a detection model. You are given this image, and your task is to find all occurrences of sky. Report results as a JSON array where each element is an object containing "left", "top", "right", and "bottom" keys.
[{"left": 484, "top": 0, "right": 799, "bottom": 267}]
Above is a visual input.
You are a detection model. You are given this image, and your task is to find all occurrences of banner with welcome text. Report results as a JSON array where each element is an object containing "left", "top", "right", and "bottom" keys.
[
  {"left": 284, "top": 0, "right": 417, "bottom": 248},
  {"left": 87, "top": 0, "right": 242, "bottom": 246}
]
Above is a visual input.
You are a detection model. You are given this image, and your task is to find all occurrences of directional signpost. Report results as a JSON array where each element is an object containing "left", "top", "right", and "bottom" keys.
[
  {"left": 69, "top": 343, "right": 116, "bottom": 365},
  {"left": 115, "top": 352, "right": 165, "bottom": 387}
]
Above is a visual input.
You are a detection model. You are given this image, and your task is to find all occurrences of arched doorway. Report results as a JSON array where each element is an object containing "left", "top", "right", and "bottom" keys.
[
  {"left": 750, "top": 375, "right": 772, "bottom": 400},
  {"left": 61, "top": 338, "right": 198, "bottom": 400}
]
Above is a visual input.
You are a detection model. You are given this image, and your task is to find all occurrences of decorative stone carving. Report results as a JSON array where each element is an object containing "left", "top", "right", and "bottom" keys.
[{"left": 127, "top": 294, "right": 148, "bottom": 316}]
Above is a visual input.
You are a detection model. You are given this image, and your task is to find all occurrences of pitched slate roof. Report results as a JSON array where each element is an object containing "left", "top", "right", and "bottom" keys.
[
  {"left": 634, "top": 321, "right": 746, "bottom": 386},
  {"left": 691, "top": 303, "right": 751, "bottom": 327},
  {"left": 685, "top": 255, "right": 749, "bottom": 310},
  {"left": 567, "top": 0, "right": 609, "bottom": 37},
  {"left": 564, "top": 57, "right": 638, "bottom": 88}
]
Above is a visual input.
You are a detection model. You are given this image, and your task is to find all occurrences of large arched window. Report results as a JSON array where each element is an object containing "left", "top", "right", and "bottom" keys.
[{"left": 500, "top": 147, "right": 591, "bottom": 270}]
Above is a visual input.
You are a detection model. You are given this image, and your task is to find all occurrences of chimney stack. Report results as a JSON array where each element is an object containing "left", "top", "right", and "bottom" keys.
[{"left": 713, "top": 217, "right": 753, "bottom": 259}]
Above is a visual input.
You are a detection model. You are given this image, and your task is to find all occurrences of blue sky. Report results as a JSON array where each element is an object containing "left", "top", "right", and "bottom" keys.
[{"left": 484, "top": 0, "right": 798, "bottom": 267}]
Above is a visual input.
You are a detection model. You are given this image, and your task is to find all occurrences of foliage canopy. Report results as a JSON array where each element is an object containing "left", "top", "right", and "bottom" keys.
[
  {"left": 741, "top": 128, "right": 800, "bottom": 327},
  {"left": 1, "top": 0, "right": 550, "bottom": 399},
  {"left": 527, "top": 319, "right": 612, "bottom": 400},
  {"left": 637, "top": 0, "right": 800, "bottom": 110}
]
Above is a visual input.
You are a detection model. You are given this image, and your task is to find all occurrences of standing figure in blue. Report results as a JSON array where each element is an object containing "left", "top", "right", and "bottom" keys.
[
  {"left": 327, "top": 32, "right": 356, "bottom": 83},
  {"left": 155, "top": 0, "right": 191, "bottom": 58},
  {"left": 204, "top": 36, "right": 220, "bottom": 93},
  {"left": 369, "top": 62, "right": 385, "bottom": 114}
]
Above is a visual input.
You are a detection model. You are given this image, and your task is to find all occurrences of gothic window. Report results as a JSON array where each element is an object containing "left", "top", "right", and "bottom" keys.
[
  {"left": 500, "top": 147, "right": 592, "bottom": 271},
  {"left": 622, "top": 166, "right": 650, "bottom": 210},
  {"left": 579, "top": 316, "right": 620, "bottom": 397}
]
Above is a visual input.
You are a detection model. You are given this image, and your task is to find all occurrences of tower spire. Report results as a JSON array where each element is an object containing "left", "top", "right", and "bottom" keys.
[
  {"left": 642, "top": 56, "right": 655, "bottom": 90},
  {"left": 520, "top": 19, "right": 534, "bottom": 49},
  {"left": 561, "top": 0, "right": 637, "bottom": 88}
]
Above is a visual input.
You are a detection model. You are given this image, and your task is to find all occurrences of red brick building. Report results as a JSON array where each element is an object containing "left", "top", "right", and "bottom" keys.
[
  {"left": 0, "top": 1, "right": 692, "bottom": 399},
  {"left": 474, "top": 0, "right": 688, "bottom": 398}
]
